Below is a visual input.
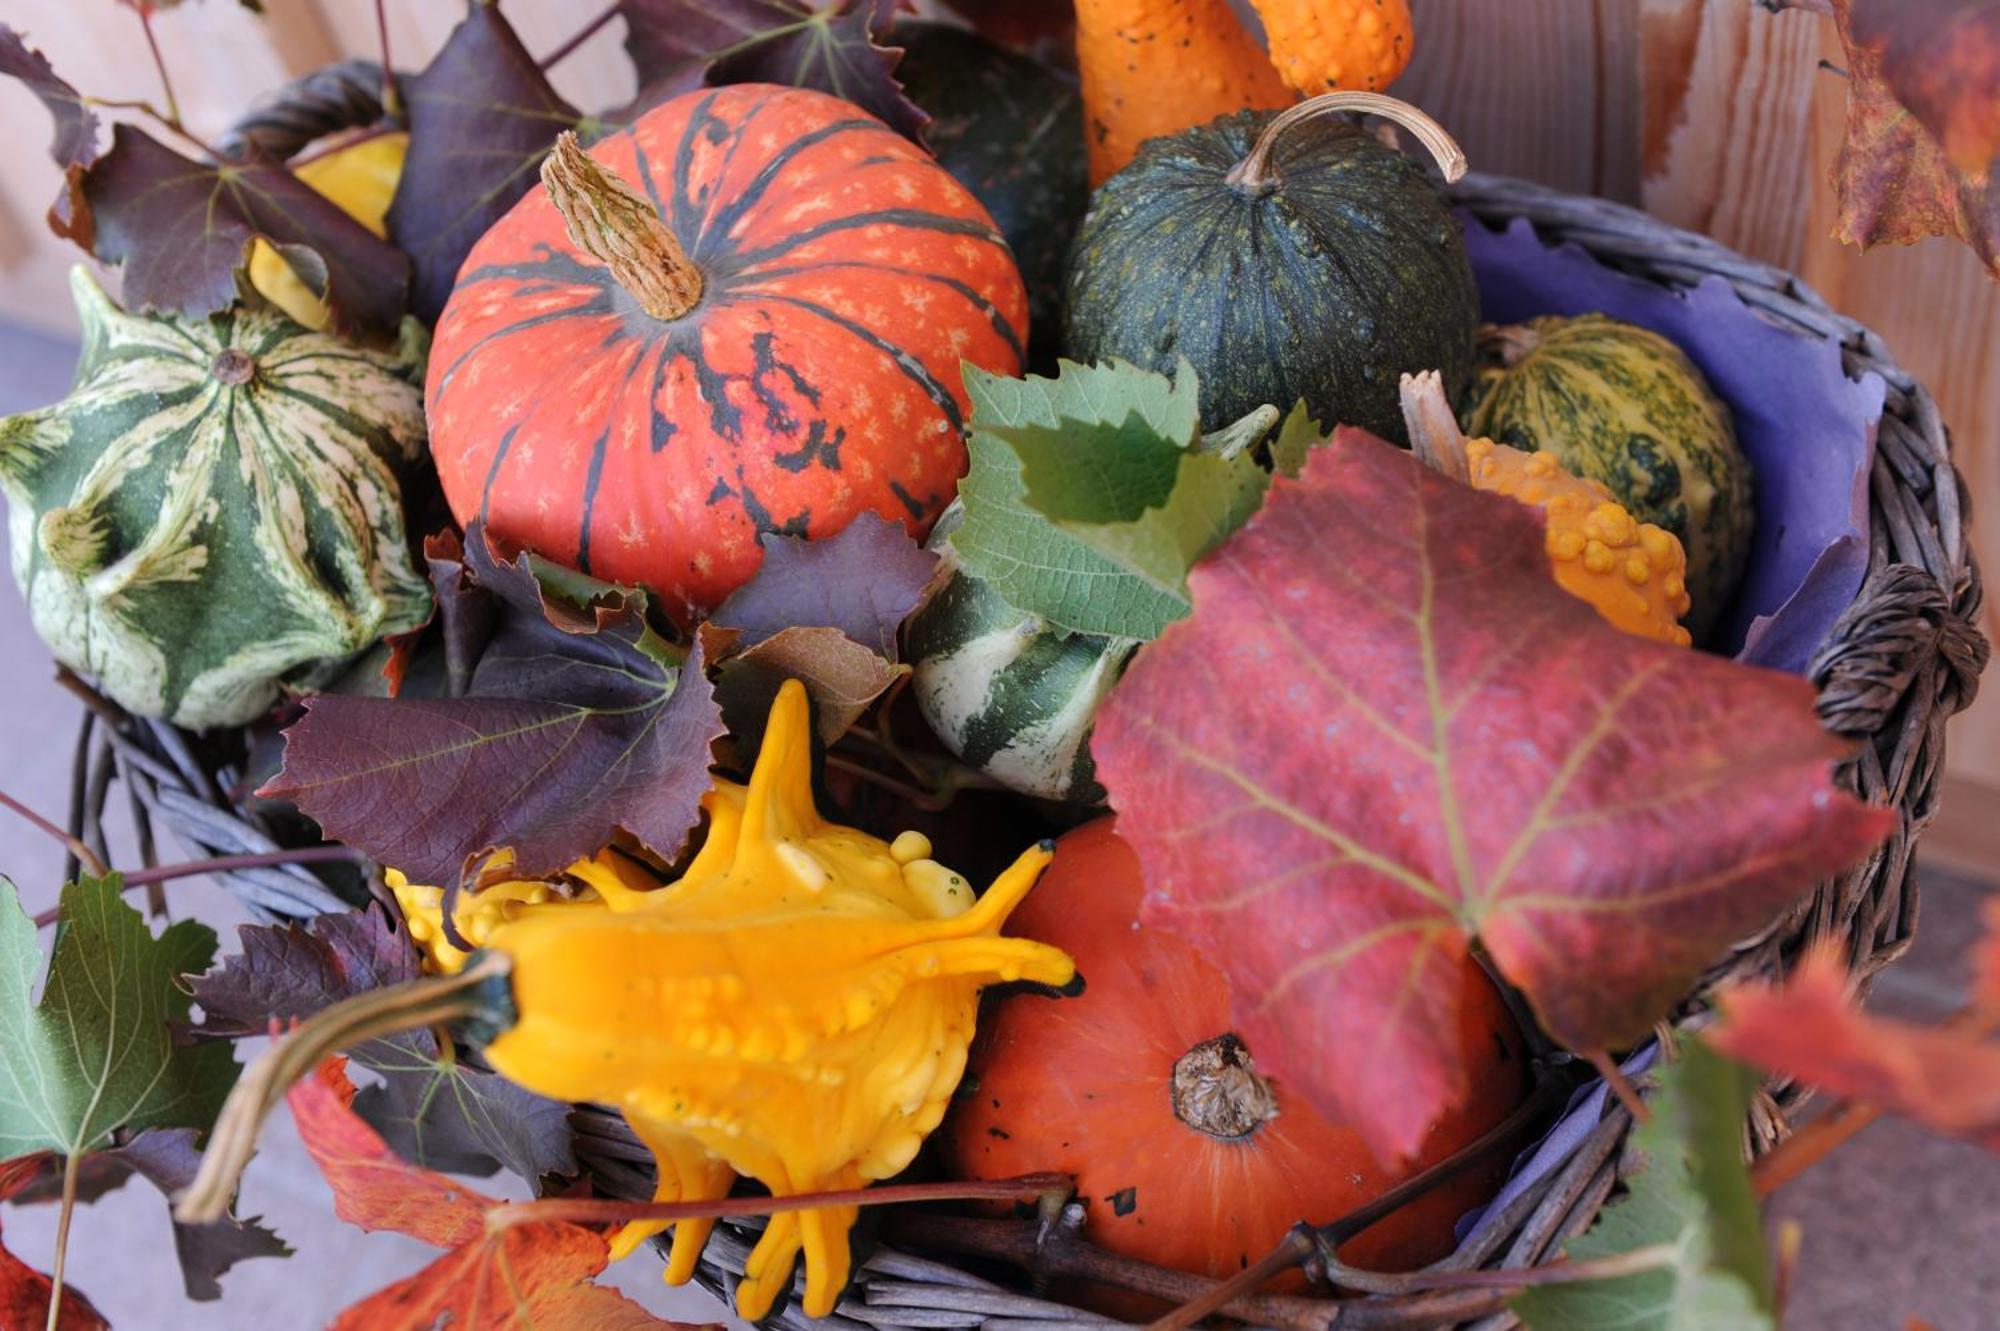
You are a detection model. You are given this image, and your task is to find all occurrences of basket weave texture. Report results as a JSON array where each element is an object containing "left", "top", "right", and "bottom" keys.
[{"left": 50, "top": 98, "right": 1987, "bottom": 1328}]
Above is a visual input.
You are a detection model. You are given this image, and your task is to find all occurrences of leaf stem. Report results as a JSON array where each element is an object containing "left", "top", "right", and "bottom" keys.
[
  {"left": 0, "top": 791, "right": 108, "bottom": 878},
  {"left": 285, "top": 123, "right": 401, "bottom": 171},
  {"left": 80, "top": 96, "right": 223, "bottom": 160},
  {"left": 135, "top": 3, "right": 182, "bottom": 131},
  {"left": 486, "top": 1172, "right": 1071, "bottom": 1233},
  {"left": 1584, "top": 1048, "right": 1651, "bottom": 1124},
  {"left": 176, "top": 954, "right": 514, "bottom": 1225},
  {"left": 45, "top": 1149, "right": 82, "bottom": 1331},
  {"left": 1750, "top": 1098, "right": 1882, "bottom": 1198},
  {"left": 539, "top": 2, "right": 620, "bottom": 72},
  {"left": 374, "top": 0, "right": 399, "bottom": 117},
  {"left": 29, "top": 847, "right": 366, "bottom": 928}
]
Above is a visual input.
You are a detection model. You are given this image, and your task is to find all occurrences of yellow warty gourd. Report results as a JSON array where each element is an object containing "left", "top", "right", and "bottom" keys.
[
  {"left": 390, "top": 680, "right": 1076, "bottom": 1321},
  {"left": 1401, "top": 370, "right": 1693, "bottom": 647},
  {"left": 247, "top": 131, "right": 408, "bottom": 329}
]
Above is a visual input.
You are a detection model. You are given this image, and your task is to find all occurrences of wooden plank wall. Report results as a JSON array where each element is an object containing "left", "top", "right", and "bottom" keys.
[{"left": 0, "top": 0, "right": 1993, "bottom": 852}]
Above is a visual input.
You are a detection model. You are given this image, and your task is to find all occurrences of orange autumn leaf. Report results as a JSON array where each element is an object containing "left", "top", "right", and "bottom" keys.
[
  {"left": 1828, "top": 0, "right": 2000, "bottom": 277},
  {"left": 1709, "top": 945, "right": 2000, "bottom": 1152},
  {"left": 289, "top": 1058, "right": 700, "bottom": 1331}
]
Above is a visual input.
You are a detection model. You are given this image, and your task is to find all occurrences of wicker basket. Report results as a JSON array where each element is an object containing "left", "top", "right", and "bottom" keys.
[{"left": 53, "top": 79, "right": 1988, "bottom": 1329}]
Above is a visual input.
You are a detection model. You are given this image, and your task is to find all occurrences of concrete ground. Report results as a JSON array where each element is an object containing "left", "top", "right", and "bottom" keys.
[{"left": 1, "top": 325, "right": 1994, "bottom": 1327}]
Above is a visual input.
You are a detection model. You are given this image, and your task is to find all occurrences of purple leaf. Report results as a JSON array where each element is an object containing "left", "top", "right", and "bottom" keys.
[
  {"left": 263, "top": 528, "right": 725, "bottom": 887},
  {"left": 189, "top": 906, "right": 577, "bottom": 1184},
  {"left": 386, "top": 4, "right": 581, "bottom": 322},
  {"left": 620, "top": 0, "right": 927, "bottom": 141},
  {"left": 0, "top": 25, "right": 98, "bottom": 167},
  {"left": 712, "top": 512, "right": 938, "bottom": 656}
]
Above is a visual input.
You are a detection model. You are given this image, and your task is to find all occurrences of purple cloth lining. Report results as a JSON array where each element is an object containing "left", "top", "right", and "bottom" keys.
[{"left": 1460, "top": 214, "right": 1884, "bottom": 673}]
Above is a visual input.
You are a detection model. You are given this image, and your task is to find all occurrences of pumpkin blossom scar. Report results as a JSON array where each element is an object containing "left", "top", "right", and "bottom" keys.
[{"left": 390, "top": 679, "right": 1078, "bottom": 1320}]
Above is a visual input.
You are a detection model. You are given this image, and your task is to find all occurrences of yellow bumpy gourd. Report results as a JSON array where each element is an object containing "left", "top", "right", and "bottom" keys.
[
  {"left": 1402, "top": 370, "right": 1693, "bottom": 646},
  {"left": 391, "top": 680, "right": 1076, "bottom": 1320},
  {"left": 248, "top": 131, "right": 408, "bottom": 329}
]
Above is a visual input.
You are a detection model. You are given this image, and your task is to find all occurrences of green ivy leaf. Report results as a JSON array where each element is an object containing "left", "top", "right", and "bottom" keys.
[
  {"left": 0, "top": 876, "right": 237, "bottom": 1160},
  {"left": 1269, "top": 400, "right": 1328, "bottom": 479},
  {"left": 1513, "top": 1042, "right": 1775, "bottom": 1331},
  {"left": 950, "top": 359, "right": 1274, "bottom": 640}
]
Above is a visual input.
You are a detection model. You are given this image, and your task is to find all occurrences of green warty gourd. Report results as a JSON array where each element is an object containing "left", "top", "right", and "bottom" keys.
[{"left": 0, "top": 268, "right": 432, "bottom": 728}]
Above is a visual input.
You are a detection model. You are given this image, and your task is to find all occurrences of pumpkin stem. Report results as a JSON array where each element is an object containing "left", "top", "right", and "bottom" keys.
[
  {"left": 1225, "top": 92, "right": 1467, "bottom": 193},
  {"left": 173, "top": 951, "right": 514, "bottom": 1226},
  {"left": 540, "top": 131, "right": 703, "bottom": 322},
  {"left": 1170, "top": 1034, "right": 1279, "bottom": 1141},
  {"left": 1399, "top": 370, "right": 1472, "bottom": 482},
  {"left": 209, "top": 347, "right": 258, "bottom": 386},
  {"left": 1477, "top": 321, "right": 1544, "bottom": 369}
]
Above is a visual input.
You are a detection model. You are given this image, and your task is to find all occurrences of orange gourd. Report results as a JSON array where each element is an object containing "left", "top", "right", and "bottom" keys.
[
  {"left": 943, "top": 819, "right": 1527, "bottom": 1295},
  {"left": 1403, "top": 370, "right": 1695, "bottom": 646},
  {"left": 1251, "top": 0, "right": 1416, "bottom": 96},
  {"left": 1075, "top": 0, "right": 1293, "bottom": 185}
]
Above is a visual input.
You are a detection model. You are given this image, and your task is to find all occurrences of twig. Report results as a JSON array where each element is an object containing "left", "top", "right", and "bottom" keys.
[
  {"left": 0, "top": 791, "right": 108, "bottom": 878},
  {"left": 286, "top": 123, "right": 402, "bottom": 171},
  {"left": 1756, "top": 0, "right": 1834, "bottom": 13},
  {"left": 1584, "top": 1048, "right": 1650, "bottom": 1124},
  {"left": 883, "top": 1210, "right": 1336, "bottom": 1331},
  {"left": 1750, "top": 1099, "right": 1882, "bottom": 1198},
  {"left": 1318, "top": 1243, "right": 1679, "bottom": 1296},
  {"left": 1146, "top": 1068, "right": 1575, "bottom": 1331},
  {"left": 487, "top": 1173, "right": 1072, "bottom": 1233},
  {"left": 539, "top": 2, "right": 620, "bottom": 72},
  {"left": 135, "top": 3, "right": 182, "bottom": 130},
  {"left": 80, "top": 95, "right": 222, "bottom": 161},
  {"left": 29, "top": 847, "right": 367, "bottom": 928},
  {"left": 45, "top": 1150, "right": 83, "bottom": 1331},
  {"left": 374, "top": 0, "right": 400, "bottom": 117}
]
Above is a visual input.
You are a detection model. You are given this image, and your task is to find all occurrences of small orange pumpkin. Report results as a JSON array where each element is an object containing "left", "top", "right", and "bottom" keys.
[{"left": 943, "top": 819, "right": 1528, "bottom": 1291}]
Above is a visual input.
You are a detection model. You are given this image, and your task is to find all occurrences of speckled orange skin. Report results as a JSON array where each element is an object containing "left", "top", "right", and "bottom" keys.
[
  {"left": 1252, "top": 0, "right": 1415, "bottom": 96},
  {"left": 1467, "top": 439, "right": 1695, "bottom": 647},
  {"left": 427, "top": 84, "right": 1027, "bottom": 626},
  {"left": 1076, "top": 0, "right": 1294, "bottom": 185}
]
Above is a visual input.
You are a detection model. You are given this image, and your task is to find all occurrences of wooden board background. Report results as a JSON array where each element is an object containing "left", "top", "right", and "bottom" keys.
[{"left": 0, "top": 0, "right": 1993, "bottom": 854}]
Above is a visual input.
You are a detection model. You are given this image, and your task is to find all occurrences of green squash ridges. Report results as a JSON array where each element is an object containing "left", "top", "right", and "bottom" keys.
[
  {"left": 1461, "top": 314, "right": 1754, "bottom": 640},
  {"left": 0, "top": 268, "right": 433, "bottom": 729}
]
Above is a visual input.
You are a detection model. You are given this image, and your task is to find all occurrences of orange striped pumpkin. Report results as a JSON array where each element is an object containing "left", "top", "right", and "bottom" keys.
[{"left": 426, "top": 84, "right": 1028, "bottom": 623}]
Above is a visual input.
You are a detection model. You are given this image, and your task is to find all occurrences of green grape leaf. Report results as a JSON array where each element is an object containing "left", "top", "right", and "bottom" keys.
[
  {"left": 950, "top": 359, "right": 1273, "bottom": 640},
  {"left": 1513, "top": 1042, "right": 1775, "bottom": 1331},
  {"left": 0, "top": 876, "right": 237, "bottom": 1159},
  {"left": 1269, "top": 400, "right": 1328, "bottom": 478}
]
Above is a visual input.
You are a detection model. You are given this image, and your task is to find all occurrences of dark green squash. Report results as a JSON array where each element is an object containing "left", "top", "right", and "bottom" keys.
[
  {"left": 896, "top": 21, "right": 1086, "bottom": 365},
  {"left": 1062, "top": 93, "right": 1478, "bottom": 442}
]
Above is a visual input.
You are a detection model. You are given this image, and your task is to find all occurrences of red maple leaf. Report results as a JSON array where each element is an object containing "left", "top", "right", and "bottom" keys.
[
  {"left": 1710, "top": 938, "right": 2000, "bottom": 1153},
  {"left": 1092, "top": 430, "right": 1894, "bottom": 1162},
  {"left": 290, "top": 1058, "right": 702, "bottom": 1330}
]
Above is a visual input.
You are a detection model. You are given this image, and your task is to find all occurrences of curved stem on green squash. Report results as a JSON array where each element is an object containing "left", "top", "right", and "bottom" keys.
[
  {"left": 1225, "top": 91, "right": 1468, "bottom": 193},
  {"left": 174, "top": 951, "right": 515, "bottom": 1225},
  {"left": 540, "top": 131, "right": 704, "bottom": 322}
]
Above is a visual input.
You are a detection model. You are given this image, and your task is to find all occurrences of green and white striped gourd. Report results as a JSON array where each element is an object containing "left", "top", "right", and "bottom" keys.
[
  {"left": 1461, "top": 314, "right": 1754, "bottom": 642},
  {"left": 906, "top": 512, "right": 1138, "bottom": 805},
  {"left": 0, "top": 268, "right": 432, "bottom": 729}
]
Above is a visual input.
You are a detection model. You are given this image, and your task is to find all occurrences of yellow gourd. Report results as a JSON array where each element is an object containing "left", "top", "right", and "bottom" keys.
[
  {"left": 247, "top": 131, "right": 408, "bottom": 329},
  {"left": 1402, "top": 371, "right": 1693, "bottom": 647},
  {"left": 387, "top": 680, "right": 1077, "bottom": 1320}
]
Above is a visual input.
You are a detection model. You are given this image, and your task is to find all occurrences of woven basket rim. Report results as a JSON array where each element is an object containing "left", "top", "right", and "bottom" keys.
[{"left": 47, "top": 70, "right": 1989, "bottom": 1328}]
